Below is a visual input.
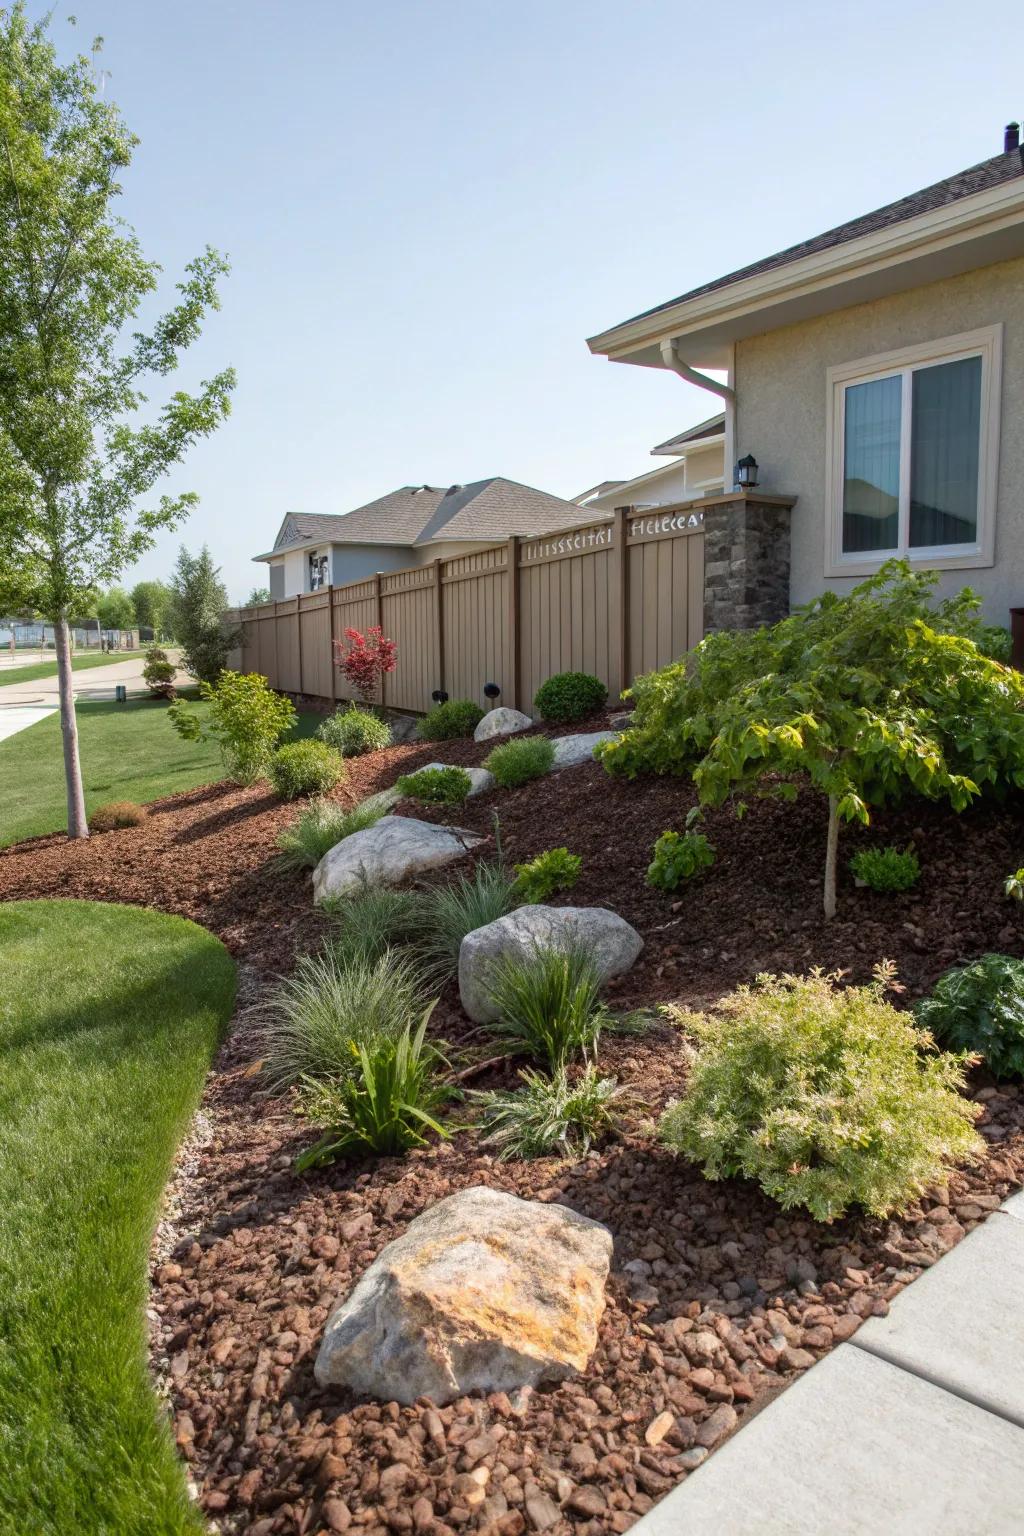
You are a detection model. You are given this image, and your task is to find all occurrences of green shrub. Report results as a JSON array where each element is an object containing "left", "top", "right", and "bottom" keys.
[
  {"left": 396, "top": 765, "right": 473, "bottom": 805},
  {"left": 295, "top": 1009, "right": 452, "bottom": 1169},
  {"left": 88, "top": 800, "right": 148, "bottom": 833},
  {"left": 417, "top": 699, "right": 484, "bottom": 741},
  {"left": 142, "top": 645, "right": 175, "bottom": 699},
  {"left": 168, "top": 669, "right": 296, "bottom": 784},
  {"left": 269, "top": 739, "right": 344, "bottom": 800},
  {"left": 659, "top": 965, "right": 983, "bottom": 1222},
  {"left": 275, "top": 798, "right": 384, "bottom": 872},
  {"left": 484, "top": 734, "right": 555, "bottom": 788},
  {"left": 512, "top": 847, "right": 582, "bottom": 904},
  {"left": 414, "top": 861, "right": 517, "bottom": 981},
  {"left": 915, "top": 954, "right": 1024, "bottom": 1080},
  {"left": 1005, "top": 869, "right": 1024, "bottom": 903},
  {"left": 486, "top": 944, "right": 607, "bottom": 1071},
  {"left": 323, "top": 884, "right": 427, "bottom": 967},
  {"left": 647, "top": 829, "right": 715, "bottom": 890},
  {"left": 598, "top": 561, "right": 1024, "bottom": 920},
  {"left": 533, "top": 671, "right": 608, "bottom": 724},
  {"left": 849, "top": 844, "right": 920, "bottom": 893},
  {"left": 476, "top": 1064, "right": 625, "bottom": 1160},
  {"left": 254, "top": 948, "right": 423, "bottom": 1092},
  {"left": 974, "top": 624, "right": 1013, "bottom": 664},
  {"left": 318, "top": 704, "right": 392, "bottom": 756}
]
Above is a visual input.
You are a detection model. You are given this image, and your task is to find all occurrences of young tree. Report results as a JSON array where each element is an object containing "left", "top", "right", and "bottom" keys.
[
  {"left": 0, "top": 7, "right": 235, "bottom": 837},
  {"left": 246, "top": 585, "right": 271, "bottom": 606},
  {"left": 600, "top": 562, "right": 1024, "bottom": 919},
  {"left": 96, "top": 586, "right": 135, "bottom": 631},
  {"left": 169, "top": 544, "right": 239, "bottom": 684},
  {"left": 130, "top": 578, "right": 170, "bottom": 635}
]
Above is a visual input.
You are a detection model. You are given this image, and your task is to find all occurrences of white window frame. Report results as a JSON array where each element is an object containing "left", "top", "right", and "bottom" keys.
[
  {"left": 308, "top": 550, "right": 329, "bottom": 591},
  {"left": 824, "top": 324, "right": 1002, "bottom": 577}
]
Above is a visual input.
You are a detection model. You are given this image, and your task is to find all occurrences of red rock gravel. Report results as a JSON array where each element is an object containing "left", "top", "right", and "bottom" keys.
[{"left": 4, "top": 718, "right": 1024, "bottom": 1535}]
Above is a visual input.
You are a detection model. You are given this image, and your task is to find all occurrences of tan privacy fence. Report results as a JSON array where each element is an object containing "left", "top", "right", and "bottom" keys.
[{"left": 226, "top": 504, "right": 706, "bottom": 714}]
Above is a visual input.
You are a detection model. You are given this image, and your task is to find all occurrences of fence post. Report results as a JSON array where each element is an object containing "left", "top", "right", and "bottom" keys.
[
  {"left": 506, "top": 535, "right": 520, "bottom": 711},
  {"left": 612, "top": 506, "right": 631, "bottom": 698},
  {"left": 373, "top": 572, "right": 384, "bottom": 707},
  {"left": 433, "top": 558, "right": 446, "bottom": 696},
  {"left": 296, "top": 593, "right": 304, "bottom": 696}
]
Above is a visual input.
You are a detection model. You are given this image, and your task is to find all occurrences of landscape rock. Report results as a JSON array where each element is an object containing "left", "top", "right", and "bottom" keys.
[
  {"left": 458, "top": 904, "right": 644, "bottom": 1023},
  {"left": 474, "top": 707, "right": 534, "bottom": 742},
  {"left": 314, "top": 1186, "right": 612, "bottom": 1405},
  {"left": 550, "top": 731, "right": 616, "bottom": 770},
  {"left": 418, "top": 762, "right": 496, "bottom": 796},
  {"left": 312, "top": 816, "right": 482, "bottom": 904}
]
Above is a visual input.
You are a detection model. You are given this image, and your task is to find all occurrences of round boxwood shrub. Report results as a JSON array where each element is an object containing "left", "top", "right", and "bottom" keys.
[
  {"left": 533, "top": 671, "right": 607, "bottom": 724},
  {"left": 417, "top": 699, "right": 484, "bottom": 742},
  {"left": 915, "top": 953, "right": 1024, "bottom": 1079},
  {"left": 318, "top": 705, "right": 392, "bottom": 756},
  {"left": 269, "top": 740, "right": 345, "bottom": 800}
]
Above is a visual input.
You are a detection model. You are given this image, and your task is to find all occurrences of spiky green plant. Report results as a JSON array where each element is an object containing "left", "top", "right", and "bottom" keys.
[
  {"left": 414, "top": 861, "right": 517, "bottom": 981},
  {"left": 476, "top": 1064, "right": 626, "bottom": 1159},
  {"left": 320, "top": 884, "right": 427, "bottom": 967},
  {"left": 274, "top": 798, "right": 384, "bottom": 872},
  {"left": 485, "top": 943, "right": 607, "bottom": 1070}
]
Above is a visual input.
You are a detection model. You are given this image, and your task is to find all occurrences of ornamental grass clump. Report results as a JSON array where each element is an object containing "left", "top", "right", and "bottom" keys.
[
  {"left": 485, "top": 943, "right": 607, "bottom": 1071},
  {"left": 396, "top": 765, "right": 473, "bottom": 805},
  {"left": 317, "top": 705, "right": 391, "bottom": 756},
  {"left": 417, "top": 699, "right": 484, "bottom": 742},
  {"left": 413, "top": 861, "right": 517, "bottom": 981},
  {"left": 484, "top": 734, "right": 555, "bottom": 788},
  {"left": 274, "top": 798, "right": 384, "bottom": 872},
  {"left": 915, "top": 953, "right": 1024, "bottom": 1080},
  {"left": 269, "top": 739, "right": 344, "bottom": 800},
  {"left": 323, "top": 884, "right": 427, "bottom": 967},
  {"left": 658, "top": 964, "right": 983, "bottom": 1222},
  {"left": 476, "top": 1064, "right": 626, "bottom": 1160},
  {"left": 511, "top": 847, "right": 581, "bottom": 904},
  {"left": 598, "top": 561, "right": 1024, "bottom": 920},
  {"left": 88, "top": 800, "right": 148, "bottom": 833},
  {"left": 849, "top": 844, "right": 920, "bottom": 892}
]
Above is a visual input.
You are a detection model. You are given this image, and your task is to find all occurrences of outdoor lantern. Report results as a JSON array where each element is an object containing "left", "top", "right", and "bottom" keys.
[
  {"left": 431, "top": 688, "right": 449, "bottom": 704},
  {"left": 735, "top": 453, "right": 759, "bottom": 489},
  {"left": 483, "top": 682, "right": 501, "bottom": 701}
]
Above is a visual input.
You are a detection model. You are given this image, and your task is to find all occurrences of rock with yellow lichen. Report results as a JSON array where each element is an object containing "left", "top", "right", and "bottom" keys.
[{"left": 314, "top": 1186, "right": 613, "bottom": 1405}]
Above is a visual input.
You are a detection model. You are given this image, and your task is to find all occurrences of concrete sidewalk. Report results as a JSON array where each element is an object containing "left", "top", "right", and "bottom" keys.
[{"left": 635, "top": 1196, "right": 1024, "bottom": 1535}]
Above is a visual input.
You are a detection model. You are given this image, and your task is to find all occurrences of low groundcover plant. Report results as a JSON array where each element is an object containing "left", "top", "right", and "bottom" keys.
[
  {"left": 511, "top": 847, "right": 582, "bottom": 904},
  {"left": 396, "top": 765, "right": 473, "bottom": 805},
  {"left": 659, "top": 963, "right": 983, "bottom": 1221},
  {"left": 476, "top": 1063, "right": 626, "bottom": 1160},
  {"left": 915, "top": 953, "right": 1024, "bottom": 1080},
  {"left": 647, "top": 827, "right": 715, "bottom": 890},
  {"left": 849, "top": 844, "right": 920, "bottom": 892}
]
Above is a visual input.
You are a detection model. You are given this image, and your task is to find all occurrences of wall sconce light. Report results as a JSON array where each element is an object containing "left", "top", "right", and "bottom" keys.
[
  {"left": 483, "top": 682, "right": 501, "bottom": 702},
  {"left": 431, "top": 688, "right": 449, "bottom": 704},
  {"left": 735, "top": 454, "right": 759, "bottom": 489}
]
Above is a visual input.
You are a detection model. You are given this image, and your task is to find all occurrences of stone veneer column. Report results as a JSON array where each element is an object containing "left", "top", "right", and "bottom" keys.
[{"left": 702, "top": 493, "right": 796, "bottom": 634}]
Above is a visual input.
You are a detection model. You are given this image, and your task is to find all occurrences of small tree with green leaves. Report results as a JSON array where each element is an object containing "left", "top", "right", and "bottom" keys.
[
  {"left": 600, "top": 562, "right": 1024, "bottom": 918},
  {"left": 96, "top": 586, "right": 135, "bottom": 631},
  {"left": 130, "top": 578, "right": 170, "bottom": 635},
  {"left": 0, "top": 7, "right": 234, "bottom": 837},
  {"left": 168, "top": 545, "right": 239, "bottom": 683}
]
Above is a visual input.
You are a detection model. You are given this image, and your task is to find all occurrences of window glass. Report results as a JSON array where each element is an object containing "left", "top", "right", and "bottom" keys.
[
  {"left": 909, "top": 355, "right": 981, "bottom": 547},
  {"left": 842, "top": 375, "right": 901, "bottom": 553}
]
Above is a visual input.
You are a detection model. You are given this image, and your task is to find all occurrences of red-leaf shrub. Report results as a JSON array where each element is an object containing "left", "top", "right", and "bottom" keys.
[{"left": 332, "top": 626, "right": 397, "bottom": 703}]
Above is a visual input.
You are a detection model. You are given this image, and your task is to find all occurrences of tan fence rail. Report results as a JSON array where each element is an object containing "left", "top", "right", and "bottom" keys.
[{"left": 225, "top": 504, "right": 706, "bottom": 714}]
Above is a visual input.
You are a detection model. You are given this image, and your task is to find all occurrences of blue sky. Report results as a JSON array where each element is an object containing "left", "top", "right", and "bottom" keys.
[{"left": 40, "top": 0, "right": 1023, "bottom": 601}]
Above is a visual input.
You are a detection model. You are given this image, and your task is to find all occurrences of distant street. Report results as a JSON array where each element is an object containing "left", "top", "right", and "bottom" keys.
[{"left": 0, "top": 652, "right": 188, "bottom": 744}]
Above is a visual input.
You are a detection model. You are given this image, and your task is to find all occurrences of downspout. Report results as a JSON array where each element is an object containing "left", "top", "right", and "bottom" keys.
[{"left": 660, "top": 337, "right": 737, "bottom": 490}]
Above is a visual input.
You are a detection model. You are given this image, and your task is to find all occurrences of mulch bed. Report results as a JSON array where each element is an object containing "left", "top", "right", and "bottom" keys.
[{"left": 4, "top": 713, "right": 1024, "bottom": 1536}]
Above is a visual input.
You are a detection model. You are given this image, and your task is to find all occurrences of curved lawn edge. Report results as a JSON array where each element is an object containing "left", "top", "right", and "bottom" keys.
[{"left": 0, "top": 899, "right": 236, "bottom": 1535}]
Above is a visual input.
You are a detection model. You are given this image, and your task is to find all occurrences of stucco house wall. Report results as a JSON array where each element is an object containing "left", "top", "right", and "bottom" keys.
[{"left": 735, "top": 253, "right": 1024, "bottom": 623}]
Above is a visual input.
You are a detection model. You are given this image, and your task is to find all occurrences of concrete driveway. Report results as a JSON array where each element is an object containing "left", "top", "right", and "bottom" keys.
[{"left": 0, "top": 653, "right": 189, "bottom": 744}]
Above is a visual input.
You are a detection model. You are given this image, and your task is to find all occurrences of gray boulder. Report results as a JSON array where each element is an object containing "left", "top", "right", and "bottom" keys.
[
  {"left": 550, "top": 731, "right": 617, "bottom": 769},
  {"left": 313, "top": 816, "right": 482, "bottom": 905},
  {"left": 416, "top": 762, "right": 495, "bottom": 797},
  {"left": 458, "top": 903, "right": 643, "bottom": 1023},
  {"left": 473, "top": 706, "right": 534, "bottom": 742},
  {"left": 315, "top": 1186, "right": 612, "bottom": 1405}
]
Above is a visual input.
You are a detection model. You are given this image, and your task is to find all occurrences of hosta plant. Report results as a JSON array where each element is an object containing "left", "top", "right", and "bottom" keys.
[
  {"left": 915, "top": 954, "right": 1024, "bottom": 1080},
  {"left": 849, "top": 845, "right": 920, "bottom": 893},
  {"left": 396, "top": 766, "right": 473, "bottom": 805},
  {"left": 511, "top": 847, "right": 582, "bottom": 904},
  {"left": 659, "top": 964, "right": 983, "bottom": 1222},
  {"left": 476, "top": 1064, "right": 626, "bottom": 1160},
  {"left": 485, "top": 943, "right": 608, "bottom": 1070}
]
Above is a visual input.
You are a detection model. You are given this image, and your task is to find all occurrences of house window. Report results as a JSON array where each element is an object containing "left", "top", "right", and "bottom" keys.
[
  {"left": 308, "top": 552, "right": 329, "bottom": 591},
  {"left": 826, "top": 325, "right": 1001, "bottom": 575}
]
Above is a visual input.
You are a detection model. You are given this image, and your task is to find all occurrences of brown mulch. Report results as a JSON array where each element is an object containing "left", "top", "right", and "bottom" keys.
[{"left": 4, "top": 714, "right": 1024, "bottom": 1536}]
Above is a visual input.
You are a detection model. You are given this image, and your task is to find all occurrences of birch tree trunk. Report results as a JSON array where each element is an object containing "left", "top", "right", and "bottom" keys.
[
  {"left": 55, "top": 612, "right": 89, "bottom": 839},
  {"left": 823, "top": 792, "right": 839, "bottom": 920}
]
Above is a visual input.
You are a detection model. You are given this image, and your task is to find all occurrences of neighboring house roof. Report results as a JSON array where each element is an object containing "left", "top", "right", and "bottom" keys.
[
  {"left": 651, "top": 413, "right": 726, "bottom": 456},
  {"left": 617, "top": 152, "right": 1024, "bottom": 330},
  {"left": 257, "top": 478, "right": 602, "bottom": 562},
  {"left": 572, "top": 479, "right": 627, "bottom": 505}
]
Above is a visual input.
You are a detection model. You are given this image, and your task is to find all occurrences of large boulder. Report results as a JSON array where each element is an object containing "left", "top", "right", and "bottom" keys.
[
  {"left": 473, "top": 706, "right": 534, "bottom": 743},
  {"left": 315, "top": 1186, "right": 612, "bottom": 1405},
  {"left": 550, "top": 731, "right": 617, "bottom": 769},
  {"left": 458, "top": 904, "right": 643, "bottom": 1023},
  {"left": 416, "top": 762, "right": 495, "bottom": 796},
  {"left": 313, "top": 816, "right": 482, "bottom": 904}
]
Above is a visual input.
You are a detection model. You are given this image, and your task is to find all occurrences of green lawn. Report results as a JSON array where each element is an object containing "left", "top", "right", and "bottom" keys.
[
  {"left": 0, "top": 695, "right": 322, "bottom": 846},
  {"left": 0, "top": 650, "right": 146, "bottom": 688},
  {"left": 0, "top": 899, "right": 236, "bottom": 1535}
]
